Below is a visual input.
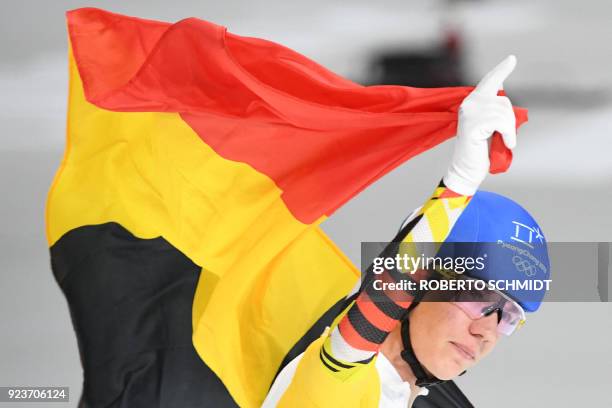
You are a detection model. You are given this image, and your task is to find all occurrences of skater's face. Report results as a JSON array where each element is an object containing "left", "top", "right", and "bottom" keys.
[{"left": 409, "top": 300, "right": 501, "bottom": 380}]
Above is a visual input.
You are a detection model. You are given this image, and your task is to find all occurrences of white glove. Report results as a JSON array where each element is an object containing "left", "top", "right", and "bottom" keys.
[{"left": 443, "top": 55, "right": 518, "bottom": 196}]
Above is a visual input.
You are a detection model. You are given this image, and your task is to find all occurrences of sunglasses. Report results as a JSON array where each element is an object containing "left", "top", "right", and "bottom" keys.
[{"left": 425, "top": 271, "right": 527, "bottom": 336}]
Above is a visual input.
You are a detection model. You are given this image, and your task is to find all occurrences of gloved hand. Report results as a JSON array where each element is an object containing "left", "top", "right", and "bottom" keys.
[{"left": 443, "top": 55, "right": 518, "bottom": 196}]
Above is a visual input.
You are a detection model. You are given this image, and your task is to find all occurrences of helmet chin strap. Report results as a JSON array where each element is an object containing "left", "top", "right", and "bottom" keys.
[{"left": 399, "top": 318, "right": 467, "bottom": 387}]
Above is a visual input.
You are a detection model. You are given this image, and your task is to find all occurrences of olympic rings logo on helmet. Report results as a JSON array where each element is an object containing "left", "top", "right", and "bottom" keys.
[{"left": 512, "top": 255, "right": 538, "bottom": 277}]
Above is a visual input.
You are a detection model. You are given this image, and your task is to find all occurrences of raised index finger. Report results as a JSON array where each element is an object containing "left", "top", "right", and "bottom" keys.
[{"left": 474, "top": 55, "right": 517, "bottom": 96}]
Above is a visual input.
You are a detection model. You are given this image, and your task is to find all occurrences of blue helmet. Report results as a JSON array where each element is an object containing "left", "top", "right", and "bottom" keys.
[{"left": 438, "top": 190, "right": 551, "bottom": 312}]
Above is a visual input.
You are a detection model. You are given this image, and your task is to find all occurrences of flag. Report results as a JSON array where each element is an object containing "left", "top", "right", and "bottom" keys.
[{"left": 46, "top": 7, "right": 527, "bottom": 407}]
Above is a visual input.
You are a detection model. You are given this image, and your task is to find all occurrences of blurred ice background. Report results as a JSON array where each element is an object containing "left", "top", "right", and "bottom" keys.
[{"left": 0, "top": 0, "right": 610, "bottom": 406}]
